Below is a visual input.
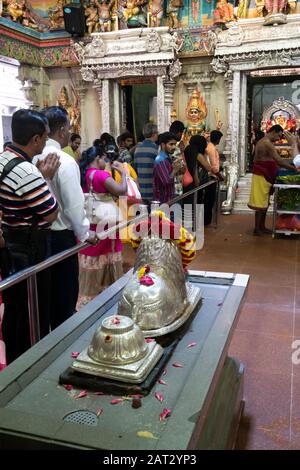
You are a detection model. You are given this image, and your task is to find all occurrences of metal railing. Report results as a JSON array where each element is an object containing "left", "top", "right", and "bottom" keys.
[{"left": 0, "top": 178, "right": 219, "bottom": 346}]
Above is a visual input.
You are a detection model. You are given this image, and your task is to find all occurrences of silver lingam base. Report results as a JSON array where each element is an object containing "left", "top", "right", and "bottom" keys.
[
  {"left": 71, "top": 340, "right": 164, "bottom": 384},
  {"left": 142, "top": 283, "right": 202, "bottom": 337}
]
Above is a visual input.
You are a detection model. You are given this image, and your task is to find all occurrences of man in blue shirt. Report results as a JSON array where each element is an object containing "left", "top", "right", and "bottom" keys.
[
  {"left": 134, "top": 123, "right": 158, "bottom": 203},
  {"left": 153, "top": 132, "right": 182, "bottom": 204}
]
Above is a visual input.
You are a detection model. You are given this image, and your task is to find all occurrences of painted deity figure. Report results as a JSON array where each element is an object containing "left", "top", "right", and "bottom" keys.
[
  {"left": 167, "top": 0, "right": 184, "bottom": 29},
  {"left": 57, "top": 86, "right": 81, "bottom": 134},
  {"left": 185, "top": 88, "right": 207, "bottom": 137},
  {"left": 6, "top": 0, "right": 25, "bottom": 22},
  {"left": 48, "top": 0, "right": 65, "bottom": 29},
  {"left": 213, "top": 0, "right": 235, "bottom": 24},
  {"left": 95, "top": 0, "right": 115, "bottom": 32},
  {"left": 148, "top": 0, "right": 163, "bottom": 27},
  {"left": 85, "top": 2, "right": 99, "bottom": 34},
  {"left": 121, "top": 0, "right": 148, "bottom": 26}
]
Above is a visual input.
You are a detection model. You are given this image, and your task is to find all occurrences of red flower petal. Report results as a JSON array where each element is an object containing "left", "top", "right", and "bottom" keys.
[
  {"left": 111, "top": 317, "right": 121, "bottom": 325},
  {"left": 187, "top": 341, "right": 197, "bottom": 348},
  {"left": 154, "top": 392, "right": 164, "bottom": 403},
  {"left": 145, "top": 338, "right": 155, "bottom": 343},
  {"left": 75, "top": 390, "right": 88, "bottom": 399},
  {"left": 158, "top": 379, "right": 167, "bottom": 385},
  {"left": 96, "top": 408, "right": 103, "bottom": 417},
  {"left": 172, "top": 362, "right": 183, "bottom": 368},
  {"left": 139, "top": 275, "right": 154, "bottom": 286},
  {"left": 159, "top": 408, "right": 171, "bottom": 421},
  {"left": 71, "top": 351, "right": 80, "bottom": 358},
  {"left": 63, "top": 384, "right": 73, "bottom": 391},
  {"left": 110, "top": 398, "right": 124, "bottom": 405}
]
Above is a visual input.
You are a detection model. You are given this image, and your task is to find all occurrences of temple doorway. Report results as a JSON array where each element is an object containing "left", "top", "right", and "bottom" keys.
[
  {"left": 120, "top": 78, "right": 157, "bottom": 143},
  {"left": 247, "top": 72, "right": 300, "bottom": 171}
]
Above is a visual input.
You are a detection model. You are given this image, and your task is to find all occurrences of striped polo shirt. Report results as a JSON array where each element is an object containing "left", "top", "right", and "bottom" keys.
[
  {"left": 134, "top": 139, "right": 158, "bottom": 201},
  {"left": 0, "top": 145, "right": 58, "bottom": 229},
  {"left": 153, "top": 151, "right": 175, "bottom": 204}
]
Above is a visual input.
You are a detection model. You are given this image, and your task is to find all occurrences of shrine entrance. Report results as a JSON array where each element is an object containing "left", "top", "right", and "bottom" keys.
[
  {"left": 247, "top": 72, "right": 300, "bottom": 171},
  {"left": 119, "top": 77, "right": 157, "bottom": 142}
]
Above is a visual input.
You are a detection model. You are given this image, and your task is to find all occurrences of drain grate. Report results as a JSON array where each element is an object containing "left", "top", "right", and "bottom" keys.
[{"left": 63, "top": 410, "right": 98, "bottom": 426}]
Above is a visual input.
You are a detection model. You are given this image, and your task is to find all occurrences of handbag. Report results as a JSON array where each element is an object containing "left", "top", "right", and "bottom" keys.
[
  {"left": 84, "top": 170, "right": 123, "bottom": 225},
  {"left": 182, "top": 155, "right": 193, "bottom": 188},
  {"left": 126, "top": 175, "right": 142, "bottom": 205}
]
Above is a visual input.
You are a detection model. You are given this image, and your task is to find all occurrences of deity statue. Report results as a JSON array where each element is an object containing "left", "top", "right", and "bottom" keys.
[
  {"left": 185, "top": 88, "right": 207, "bottom": 137},
  {"left": 57, "top": 86, "right": 81, "bottom": 134},
  {"left": 237, "top": 0, "right": 249, "bottom": 18},
  {"left": 94, "top": 0, "right": 115, "bottom": 32},
  {"left": 6, "top": 0, "right": 25, "bottom": 23},
  {"left": 213, "top": 0, "right": 235, "bottom": 24},
  {"left": 84, "top": 2, "right": 99, "bottom": 34},
  {"left": 148, "top": 0, "right": 163, "bottom": 27},
  {"left": 120, "top": 0, "right": 148, "bottom": 27},
  {"left": 48, "top": 0, "right": 65, "bottom": 29},
  {"left": 167, "top": 0, "right": 184, "bottom": 29}
]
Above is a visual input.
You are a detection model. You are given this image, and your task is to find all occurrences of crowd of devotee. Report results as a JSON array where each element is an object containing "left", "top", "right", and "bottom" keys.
[
  {"left": 0, "top": 107, "right": 225, "bottom": 366},
  {"left": 1, "top": 106, "right": 300, "bottom": 368}
]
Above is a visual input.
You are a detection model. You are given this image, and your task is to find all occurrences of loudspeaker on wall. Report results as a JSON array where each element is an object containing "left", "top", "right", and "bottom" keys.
[{"left": 63, "top": 4, "right": 85, "bottom": 36}]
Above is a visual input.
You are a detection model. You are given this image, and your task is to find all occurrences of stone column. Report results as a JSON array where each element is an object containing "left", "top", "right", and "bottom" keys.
[
  {"left": 156, "top": 75, "right": 165, "bottom": 132},
  {"left": 239, "top": 72, "right": 248, "bottom": 176},
  {"left": 163, "top": 78, "right": 176, "bottom": 131},
  {"left": 101, "top": 79, "right": 111, "bottom": 134},
  {"left": 73, "top": 69, "right": 88, "bottom": 149},
  {"left": 223, "top": 69, "right": 233, "bottom": 159},
  {"left": 112, "top": 80, "right": 121, "bottom": 138},
  {"left": 199, "top": 71, "right": 215, "bottom": 129},
  {"left": 221, "top": 69, "right": 240, "bottom": 215},
  {"left": 230, "top": 70, "right": 241, "bottom": 166},
  {"left": 93, "top": 78, "right": 104, "bottom": 138}
]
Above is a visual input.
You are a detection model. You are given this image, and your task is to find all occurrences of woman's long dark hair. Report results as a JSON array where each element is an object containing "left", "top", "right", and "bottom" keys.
[
  {"left": 184, "top": 134, "right": 207, "bottom": 179},
  {"left": 79, "top": 145, "right": 104, "bottom": 187}
]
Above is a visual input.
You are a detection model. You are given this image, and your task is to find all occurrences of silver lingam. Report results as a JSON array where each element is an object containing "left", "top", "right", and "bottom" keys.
[
  {"left": 118, "top": 237, "right": 202, "bottom": 336},
  {"left": 72, "top": 315, "right": 163, "bottom": 383}
]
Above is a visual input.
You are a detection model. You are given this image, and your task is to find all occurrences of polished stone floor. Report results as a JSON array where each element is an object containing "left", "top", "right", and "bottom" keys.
[{"left": 123, "top": 214, "right": 300, "bottom": 450}]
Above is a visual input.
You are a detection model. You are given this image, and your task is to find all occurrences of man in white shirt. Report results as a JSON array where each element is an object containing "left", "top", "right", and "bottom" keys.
[{"left": 35, "top": 106, "right": 94, "bottom": 328}]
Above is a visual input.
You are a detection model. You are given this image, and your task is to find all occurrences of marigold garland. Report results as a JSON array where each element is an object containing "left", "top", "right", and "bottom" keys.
[{"left": 130, "top": 211, "right": 196, "bottom": 268}]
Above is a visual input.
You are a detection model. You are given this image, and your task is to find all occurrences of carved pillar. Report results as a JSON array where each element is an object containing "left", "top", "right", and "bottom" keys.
[
  {"left": 73, "top": 69, "right": 88, "bottom": 149},
  {"left": 199, "top": 71, "right": 215, "bottom": 129},
  {"left": 93, "top": 79, "right": 103, "bottom": 107},
  {"left": 223, "top": 69, "right": 233, "bottom": 158},
  {"left": 221, "top": 69, "right": 240, "bottom": 215},
  {"left": 230, "top": 70, "right": 241, "bottom": 166},
  {"left": 112, "top": 81, "right": 121, "bottom": 138},
  {"left": 101, "top": 79, "right": 111, "bottom": 134},
  {"left": 157, "top": 76, "right": 165, "bottom": 132},
  {"left": 163, "top": 78, "right": 176, "bottom": 131},
  {"left": 239, "top": 73, "right": 248, "bottom": 176}
]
